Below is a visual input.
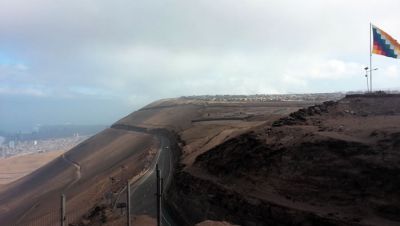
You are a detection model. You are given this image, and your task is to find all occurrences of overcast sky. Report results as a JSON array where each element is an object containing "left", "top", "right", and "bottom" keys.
[{"left": 1, "top": 0, "right": 400, "bottom": 132}]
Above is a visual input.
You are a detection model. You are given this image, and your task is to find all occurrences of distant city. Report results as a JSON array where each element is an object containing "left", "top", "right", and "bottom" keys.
[
  {"left": 183, "top": 92, "right": 348, "bottom": 102},
  {"left": 183, "top": 91, "right": 400, "bottom": 103},
  {"left": 0, "top": 124, "right": 107, "bottom": 158}
]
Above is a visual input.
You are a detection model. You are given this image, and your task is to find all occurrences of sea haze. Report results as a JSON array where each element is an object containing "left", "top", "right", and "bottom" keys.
[{"left": 0, "top": 95, "right": 137, "bottom": 133}]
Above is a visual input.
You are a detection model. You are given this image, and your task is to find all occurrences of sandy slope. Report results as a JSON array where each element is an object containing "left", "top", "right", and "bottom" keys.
[
  {"left": 0, "top": 97, "right": 314, "bottom": 226},
  {"left": 0, "top": 128, "right": 157, "bottom": 226},
  {"left": 171, "top": 94, "right": 400, "bottom": 226},
  {"left": 196, "top": 220, "right": 239, "bottom": 226},
  {"left": 0, "top": 150, "right": 65, "bottom": 186}
]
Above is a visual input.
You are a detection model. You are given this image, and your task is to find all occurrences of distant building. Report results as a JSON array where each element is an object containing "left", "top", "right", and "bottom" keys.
[{"left": 9, "top": 140, "right": 15, "bottom": 149}]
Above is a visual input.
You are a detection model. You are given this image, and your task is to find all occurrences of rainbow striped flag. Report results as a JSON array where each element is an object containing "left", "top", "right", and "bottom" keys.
[{"left": 372, "top": 25, "right": 400, "bottom": 59}]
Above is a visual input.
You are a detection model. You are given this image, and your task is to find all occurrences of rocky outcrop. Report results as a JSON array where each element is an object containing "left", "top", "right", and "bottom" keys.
[
  {"left": 272, "top": 101, "right": 336, "bottom": 127},
  {"left": 168, "top": 95, "right": 400, "bottom": 226}
]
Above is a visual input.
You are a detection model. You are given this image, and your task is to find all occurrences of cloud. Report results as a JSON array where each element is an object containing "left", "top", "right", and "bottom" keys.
[
  {"left": 384, "top": 65, "right": 400, "bottom": 78},
  {"left": 284, "top": 58, "right": 363, "bottom": 80},
  {"left": 2, "top": 0, "right": 400, "bottom": 130},
  {"left": 0, "top": 87, "right": 46, "bottom": 96},
  {"left": 0, "top": 62, "right": 29, "bottom": 78}
]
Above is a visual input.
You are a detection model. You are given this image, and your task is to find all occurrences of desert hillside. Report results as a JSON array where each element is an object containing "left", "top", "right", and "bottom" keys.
[
  {"left": 4, "top": 94, "right": 396, "bottom": 226},
  {"left": 102, "top": 97, "right": 314, "bottom": 225},
  {"left": 0, "top": 128, "right": 157, "bottom": 226},
  {"left": 0, "top": 150, "right": 65, "bottom": 187},
  {"left": 168, "top": 94, "right": 400, "bottom": 226}
]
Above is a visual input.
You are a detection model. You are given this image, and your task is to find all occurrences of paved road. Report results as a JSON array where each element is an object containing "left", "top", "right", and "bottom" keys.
[
  {"left": 112, "top": 125, "right": 177, "bottom": 225},
  {"left": 129, "top": 135, "right": 176, "bottom": 225}
]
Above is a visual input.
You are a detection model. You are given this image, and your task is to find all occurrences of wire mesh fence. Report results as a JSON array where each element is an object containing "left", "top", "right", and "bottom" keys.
[
  {"left": 12, "top": 205, "right": 86, "bottom": 226},
  {"left": 17, "top": 211, "right": 59, "bottom": 226},
  {"left": 11, "top": 187, "right": 133, "bottom": 226},
  {"left": 8, "top": 165, "right": 158, "bottom": 226}
]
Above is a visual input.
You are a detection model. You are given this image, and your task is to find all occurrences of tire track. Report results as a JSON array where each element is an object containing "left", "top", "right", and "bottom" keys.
[{"left": 62, "top": 154, "right": 81, "bottom": 190}]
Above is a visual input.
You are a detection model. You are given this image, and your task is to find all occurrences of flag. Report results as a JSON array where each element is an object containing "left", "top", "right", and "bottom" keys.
[{"left": 372, "top": 25, "right": 400, "bottom": 59}]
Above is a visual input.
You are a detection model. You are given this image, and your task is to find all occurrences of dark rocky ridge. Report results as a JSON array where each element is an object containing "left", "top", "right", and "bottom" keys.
[{"left": 169, "top": 94, "right": 400, "bottom": 226}]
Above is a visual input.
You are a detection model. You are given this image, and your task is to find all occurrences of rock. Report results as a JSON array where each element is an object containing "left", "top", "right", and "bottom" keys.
[{"left": 195, "top": 220, "right": 239, "bottom": 226}]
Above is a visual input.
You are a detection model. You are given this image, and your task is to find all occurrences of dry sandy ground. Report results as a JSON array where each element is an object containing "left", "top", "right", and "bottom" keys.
[
  {"left": 0, "top": 150, "right": 65, "bottom": 186},
  {"left": 107, "top": 214, "right": 236, "bottom": 226},
  {"left": 0, "top": 97, "right": 315, "bottom": 226},
  {"left": 0, "top": 128, "right": 157, "bottom": 226},
  {"left": 130, "top": 215, "right": 237, "bottom": 226},
  {"left": 195, "top": 220, "right": 239, "bottom": 226},
  {"left": 114, "top": 98, "right": 312, "bottom": 226},
  {"left": 131, "top": 215, "right": 156, "bottom": 226},
  {"left": 171, "top": 94, "right": 400, "bottom": 226}
]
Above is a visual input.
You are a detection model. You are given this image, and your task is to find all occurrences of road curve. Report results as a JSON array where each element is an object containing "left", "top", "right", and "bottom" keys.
[{"left": 112, "top": 125, "right": 177, "bottom": 225}]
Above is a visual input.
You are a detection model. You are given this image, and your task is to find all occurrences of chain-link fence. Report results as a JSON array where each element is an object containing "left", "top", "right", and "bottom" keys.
[
  {"left": 11, "top": 205, "right": 85, "bottom": 226},
  {"left": 8, "top": 140, "right": 168, "bottom": 226},
  {"left": 11, "top": 180, "right": 134, "bottom": 226}
]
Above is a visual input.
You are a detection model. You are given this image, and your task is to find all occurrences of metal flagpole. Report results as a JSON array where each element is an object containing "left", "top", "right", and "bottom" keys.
[{"left": 370, "top": 23, "right": 373, "bottom": 92}]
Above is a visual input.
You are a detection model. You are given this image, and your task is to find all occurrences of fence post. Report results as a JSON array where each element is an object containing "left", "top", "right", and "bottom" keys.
[
  {"left": 161, "top": 178, "right": 164, "bottom": 196},
  {"left": 127, "top": 181, "right": 131, "bottom": 226},
  {"left": 60, "top": 194, "right": 66, "bottom": 226},
  {"left": 156, "top": 164, "right": 162, "bottom": 226}
]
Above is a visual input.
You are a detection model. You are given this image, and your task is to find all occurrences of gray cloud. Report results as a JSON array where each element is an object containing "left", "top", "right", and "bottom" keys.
[{"left": 1, "top": 0, "right": 400, "bottom": 131}]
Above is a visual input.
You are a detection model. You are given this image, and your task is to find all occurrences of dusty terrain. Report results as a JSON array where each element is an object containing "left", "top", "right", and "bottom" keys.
[
  {"left": 4, "top": 94, "right": 384, "bottom": 226},
  {"left": 0, "top": 150, "right": 65, "bottom": 186},
  {"left": 114, "top": 98, "right": 312, "bottom": 225},
  {"left": 169, "top": 94, "right": 400, "bottom": 226},
  {"left": 0, "top": 128, "right": 157, "bottom": 226},
  {"left": 195, "top": 220, "right": 239, "bottom": 226}
]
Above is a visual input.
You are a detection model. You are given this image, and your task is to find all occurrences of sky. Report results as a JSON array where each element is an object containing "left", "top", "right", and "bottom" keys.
[{"left": 1, "top": 0, "right": 400, "bottom": 132}]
